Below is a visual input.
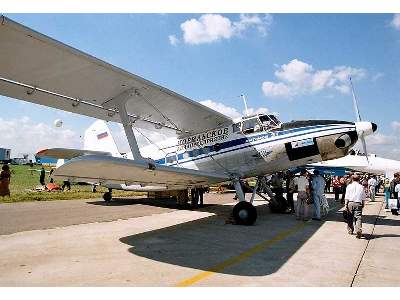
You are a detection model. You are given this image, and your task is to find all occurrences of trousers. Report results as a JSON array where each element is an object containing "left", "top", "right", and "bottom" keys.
[
  {"left": 296, "top": 191, "right": 310, "bottom": 220},
  {"left": 347, "top": 202, "right": 363, "bottom": 233},
  {"left": 312, "top": 192, "right": 322, "bottom": 219},
  {"left": 369, "top": 186, "right": 376, "bottom": 201}
]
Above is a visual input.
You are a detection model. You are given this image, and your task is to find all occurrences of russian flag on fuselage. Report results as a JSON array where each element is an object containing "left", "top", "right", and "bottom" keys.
[{"left": 97, "top": 132, "right": 108, "bottom": 140}]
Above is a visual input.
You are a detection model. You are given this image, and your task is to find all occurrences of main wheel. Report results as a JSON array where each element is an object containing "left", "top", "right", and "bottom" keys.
[
  {"left": 232, "top": 202, "right": 257, "bottom": 225},
  {"left": 103, "top": 191, "right": 112, "bottom": 202},
  {"left": 191, "top": 189, "right": 199, "bottom": 208},
  {"left": 268, "top": 195, "right": 288, "bottom": 213}
]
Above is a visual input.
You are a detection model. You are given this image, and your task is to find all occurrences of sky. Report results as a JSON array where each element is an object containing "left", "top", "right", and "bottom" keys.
[{"left": 1, "top": 13, "right": 400, "bottom": 159}]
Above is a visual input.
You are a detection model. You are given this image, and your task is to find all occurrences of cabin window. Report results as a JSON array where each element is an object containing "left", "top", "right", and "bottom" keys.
[
  {"left": 166, "top": 155, "right": 177, "bottom": 164},
  {"left": 192, "top": 149, "right": 199, "bottom": 157},
  {"left": 242, "top": 119, "right": 259, "bottom": 134},
  {"left": 232, "top": 122, "right": 242, "bottom": 133},
  {"left": 183, "top": 152, "right": 190, "bottom": 159}
]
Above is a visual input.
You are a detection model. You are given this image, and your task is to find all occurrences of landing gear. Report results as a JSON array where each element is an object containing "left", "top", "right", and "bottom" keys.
[
  {"left": 190, "top": 188, "right": 204, "bottom": 208},
  {"left": 232, "top": 201, "right": 257, "bottom": 225},
  {"left": 232, "top": 178, "right": 258, "bottom": 225},
  {"left": 191, "top": 188, "right": 199, "bottom": 208},
  {"left": 103, "top": 188, "right": 112, "bottom": 202}
]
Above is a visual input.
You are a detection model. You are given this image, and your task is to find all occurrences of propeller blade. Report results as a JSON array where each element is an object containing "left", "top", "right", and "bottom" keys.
[
  {"left": 349, "top": 77, "right": 369, "bottom": 164},
  {"left": 360, "top": 136, "right": 370, "bottom": 164},
  {"left": 349, "top": 77, "right": 362, "bottom": 122}
]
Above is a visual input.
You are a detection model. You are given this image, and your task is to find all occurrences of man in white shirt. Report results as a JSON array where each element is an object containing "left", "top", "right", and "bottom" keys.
[
  {"left": 345, "top": 174, "right": 366, "bottom": 239},
  {"left": 294, "top": 169, "right": 311, "bottom": 221},
  {"left": 368, "top": 176, "right": 377, "bottom": 202}
]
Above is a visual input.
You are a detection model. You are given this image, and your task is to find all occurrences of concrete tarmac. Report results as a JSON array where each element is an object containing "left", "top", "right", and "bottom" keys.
[{"left": 0, "top": 194, "right": 399, "bottom": 286}]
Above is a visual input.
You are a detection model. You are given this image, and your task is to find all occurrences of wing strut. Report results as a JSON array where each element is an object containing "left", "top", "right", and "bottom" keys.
[{"left": 105, "top": 88, "right": 143, "bottom": 160}]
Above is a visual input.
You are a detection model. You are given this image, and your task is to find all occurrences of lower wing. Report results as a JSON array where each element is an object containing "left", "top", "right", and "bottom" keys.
[{"left": 53, "top": 155, "right": 230, "bottom": 189}]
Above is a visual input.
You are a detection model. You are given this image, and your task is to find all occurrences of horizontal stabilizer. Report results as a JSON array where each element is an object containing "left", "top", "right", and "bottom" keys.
[
  {"left": 53, "top": 155, "right": 229, "bottom": 188},
  {"left": 36, "top": 148, "right": 112, "bottom": 159}
]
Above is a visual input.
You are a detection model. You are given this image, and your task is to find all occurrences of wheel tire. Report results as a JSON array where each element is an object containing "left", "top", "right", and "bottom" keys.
[
  {"left": 268, "top": 196, "right": 287, "bottom": 213},
  {"left": 233, "top": 202, "right": 257, "bottom": 225},
  {"left": 103, "top": 192, "right": 112, "bottom": 202},
  {"left": 191, "top": 189, "right": 199, "bottom": 208}
]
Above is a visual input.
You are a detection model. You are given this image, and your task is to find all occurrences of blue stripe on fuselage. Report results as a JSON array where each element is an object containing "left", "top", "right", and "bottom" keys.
[{"left": 155, "top": 124, "right": 355, "bottom": 165}]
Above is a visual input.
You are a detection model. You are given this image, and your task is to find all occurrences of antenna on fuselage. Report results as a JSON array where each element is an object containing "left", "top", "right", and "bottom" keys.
[{"left": 240, "top": 94, "right": 249, "bottom": 117}]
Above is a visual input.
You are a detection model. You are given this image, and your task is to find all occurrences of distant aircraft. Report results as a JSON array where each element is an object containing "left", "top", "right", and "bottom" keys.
[
  {"left": 312, "top": 150, "right": 400, "bottom": 179},
  {"left": 0, "top": 16, "right": 377, "bottom": 225}
]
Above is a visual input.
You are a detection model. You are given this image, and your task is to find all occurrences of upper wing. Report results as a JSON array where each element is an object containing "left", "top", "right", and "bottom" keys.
[
  {"left": 53, "top": 155, "right": 230, "bottom": 189},
  {"left": 0, "top": 16, "right": 232, "bottom": 136},
  {"left": 36, "top": 148, "right": 112, "bottom": 160}
]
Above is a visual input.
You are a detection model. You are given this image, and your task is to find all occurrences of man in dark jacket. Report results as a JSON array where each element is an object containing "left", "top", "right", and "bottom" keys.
[
  {"left": 390, "top": 176, "right": 399, "bottom": 199},
  {"left": 39, "top": 167, "right": 46, "bottom": 186}
]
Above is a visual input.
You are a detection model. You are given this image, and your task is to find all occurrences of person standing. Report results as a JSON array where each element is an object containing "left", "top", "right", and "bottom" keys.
[
  {"left": 325, "top": 175, "right": 331, "bottom": 193},
  {"left": 294, "top": 169, "right": 311, "bottom": 221},
  {"left": 368, "top": 176, "right": 377, "bottom": 202},
  {"left": 340, "top": 176, "right": 350, "bottom": 204},
  {"left": 311, "top": 170, "right": 325, "bottom": 221},
  {"left": 384, "top": 178, "right": 391, "bottom": 209},
  {"left": 39, "top": 166, "right": 46, "bottom": 186},
  {"left": 390, "top": 175, "right": 399, "bottom": 199},
  {"left": 285, "top": 171, "right": 295, "bottom": 213},
  {"left": 0, "top": 164, "right": 11, "bottom": 197},
  {"left": 345, "top": 174, "right": 366, "bottom": 239},
  {"left": 394, "top": 182, "right": 400, "bottom": 214},
  {"left": 332, "top": 176, "right": 341, "bottom": 201}
]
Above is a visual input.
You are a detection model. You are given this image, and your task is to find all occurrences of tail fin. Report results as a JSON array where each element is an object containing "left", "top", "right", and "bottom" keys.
[{"left": 84, "top": 120, "right": 120, "bottom": 157}]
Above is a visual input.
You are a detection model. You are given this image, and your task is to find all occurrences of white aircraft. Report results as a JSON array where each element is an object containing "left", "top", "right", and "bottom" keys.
[
  {"left": 0, "top": 16, "right": 377, "bottom": 224},
  {"left": 313, "top": 150, "right": 400, "bottom": 179}
]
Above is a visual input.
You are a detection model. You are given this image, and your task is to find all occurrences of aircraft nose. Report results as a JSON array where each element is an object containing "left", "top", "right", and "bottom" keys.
[{"left": 355, "top": 121, "right": 377, "bottom": 137}]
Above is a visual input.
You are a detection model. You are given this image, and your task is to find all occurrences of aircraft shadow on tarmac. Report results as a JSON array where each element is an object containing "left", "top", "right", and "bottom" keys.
[
  {"left": 119, "top": 199, "right": 347, "bottom": 277},
  {"left": 87, "top": 197, "right": 215, "bottom": 210}
]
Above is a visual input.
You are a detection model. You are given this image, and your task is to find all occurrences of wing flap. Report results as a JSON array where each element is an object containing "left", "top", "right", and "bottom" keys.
[
  {"left": 0, "top": 16, "right": 232, "bottom": 135},
  {"left": 53, "top": 155, "right": 230, "bottom": 188}
]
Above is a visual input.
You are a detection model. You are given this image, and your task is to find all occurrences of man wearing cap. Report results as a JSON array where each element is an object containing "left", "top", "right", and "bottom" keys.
[
  {"left": 345, "top": 174, "right": 366, "bottom": 239},
  {"left": 311, "top": 170, "right": 326, "bottom": 221}
]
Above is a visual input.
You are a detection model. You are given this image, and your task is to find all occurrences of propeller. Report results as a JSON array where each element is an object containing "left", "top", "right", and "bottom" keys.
[{"left": 349, "top": 77, "right": 369, "bottom": 164}]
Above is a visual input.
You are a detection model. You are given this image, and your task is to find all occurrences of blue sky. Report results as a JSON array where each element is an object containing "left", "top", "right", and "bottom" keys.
[{"left": 1, "top": 14, "right": 399, "bottom": 158}]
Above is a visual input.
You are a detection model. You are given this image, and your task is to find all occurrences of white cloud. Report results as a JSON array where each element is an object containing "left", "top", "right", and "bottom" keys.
[
  {"left": 391, "top": 14, "right": 400, "bottom": 30},
  {"left": 200, "top": 99, "right": 242, "bottom": 119},
  {"left": 262, "top": 59, "right": 366, "bottom": 98},
  {"left": 168, "top": 34, "right": 179, "bottom": 46},
  {"left": 365, "top": 133, "right": 394, "bottom": 146},
  {"left": 178, "top": 14, "right": 272, "bottom": 45},
  {"left": 0, "top": 116, "right": 81, "bottom": 157},
  {"left": 371, "top": 72, "right": 384, "bottom": 82},
  {"left": 391, "top": 121, "right": 400, "bottom": 131},
  {"left": 200, "top": 99, "right": 270, "bottom": 119}
]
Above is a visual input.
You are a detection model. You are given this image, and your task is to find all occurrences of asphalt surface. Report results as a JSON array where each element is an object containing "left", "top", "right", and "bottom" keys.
[
  {"left": 0, "top": 193, "right": 232, "bottom": 235},
  {"left": 0, "top": 193, "right": 399, "bottom": 286}
]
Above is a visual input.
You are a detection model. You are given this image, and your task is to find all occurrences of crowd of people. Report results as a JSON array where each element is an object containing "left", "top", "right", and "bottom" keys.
[{"left": 265, "top": 171, "right": 400, "bottom": 239}]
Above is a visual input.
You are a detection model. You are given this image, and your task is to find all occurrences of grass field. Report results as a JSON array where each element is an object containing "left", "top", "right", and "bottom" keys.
[{"left": 1, "top": 164, "right": 141, "bottom": 203}]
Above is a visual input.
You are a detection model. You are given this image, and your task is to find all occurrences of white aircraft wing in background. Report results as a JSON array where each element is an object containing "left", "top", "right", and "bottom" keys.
[
  {"left": 53, "top": 155, "right": 230, "bottom": 189},
  {"left": 0, "top": 16, "right": 232, "bottom": 136}
]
